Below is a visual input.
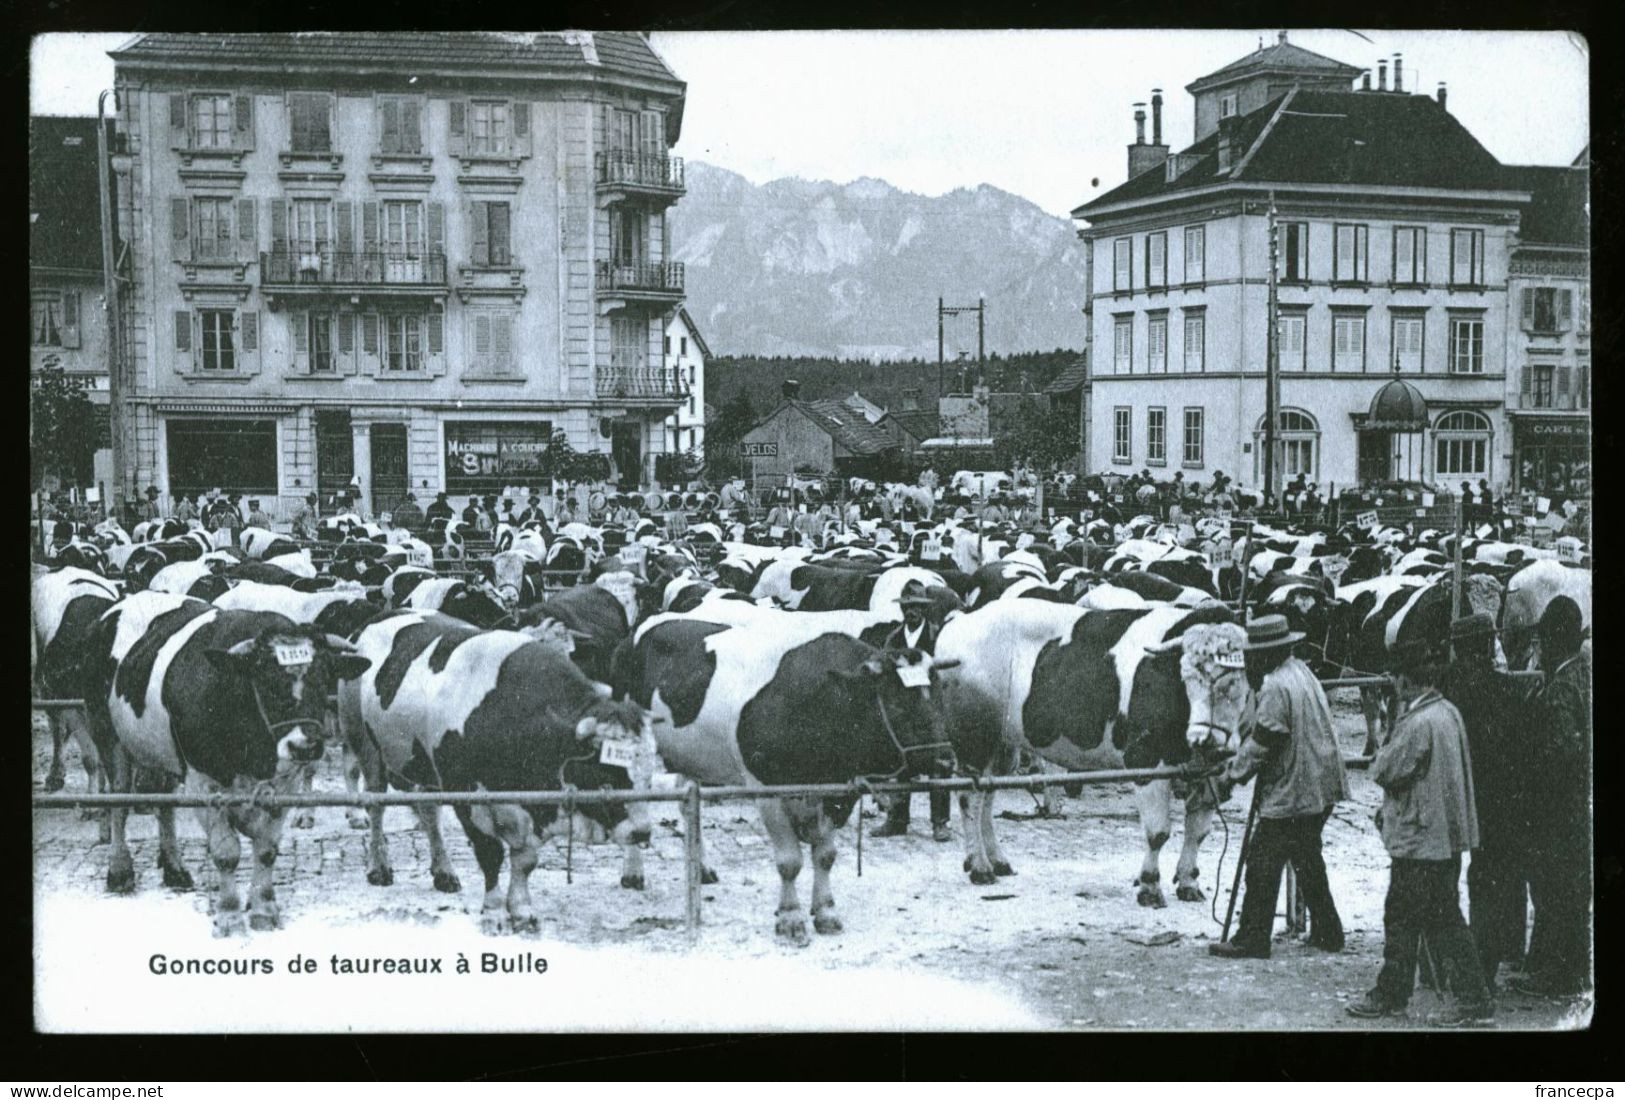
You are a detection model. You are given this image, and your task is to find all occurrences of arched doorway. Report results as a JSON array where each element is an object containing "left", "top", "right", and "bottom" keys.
[
  {"left": 1357, "top": 379, "right": 1428, "bottom": 484},
  {"left": 1253, "top": 408, "right": 1320, "bottom": 485},
  {"left": 1431, "top": 409, "right": 1493, "bottom": 487}
]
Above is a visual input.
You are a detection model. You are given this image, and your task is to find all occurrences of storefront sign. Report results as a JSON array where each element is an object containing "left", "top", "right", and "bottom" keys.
[
  {"left": 1522, "top": 420, "right": 1590, "bottom": 440},
  {"left": 445, "top": 422, "right": 554, "bottom": 493},
  {"left": 739, "top": 442, "right": 779, "bottom": 457}
]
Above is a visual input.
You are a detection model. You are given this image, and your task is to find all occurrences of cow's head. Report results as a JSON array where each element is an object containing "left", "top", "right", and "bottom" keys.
[
  {"left": 569, "top": 698, "right": 663, "bottom": 845},
  {"left": 519, "top": 616, "right": 589, "bottom": 659},
  {"left": 830, "top": 649, "right": 961, "bottom": 777},
  {"left": 1144, "top": 622, "right": 1249, "bottom": 753},
  {"left": 490, "top": 550, "right": 528, "bottom": 610},
  {"left": 204, "top": 629, "right": 371, "bottom": 776}
]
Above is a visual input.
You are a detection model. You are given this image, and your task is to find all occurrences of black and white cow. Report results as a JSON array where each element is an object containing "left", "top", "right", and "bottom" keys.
[
  {"left": 31, "top": 567, "right": 123, "bottom": 799},
  {"left": 239, "top": 527, "right": 302, "bottom": 561},
  {"left": 82, "top": 591, "right": 370, "bottom": 933},
  {"left": 1496, "top": 559, "right": 1590, "bottom": 670},
  {"left": 752, "top": 561, "right": 956, "bottom": 617},
  {"left": 49, "top": 539, "right": 111, "bottom": 576},
  {"left": 935, "top": 601, "right": 1248, "bottom": 902},
  {"left": 393, "top": 574, "right": 514, "bottom": 628},
  {"left": 613, "top": 614, "right": 957, "bottom": 943},
  {"left": 149, "top": 559, "right": 234, "bottom": 601},
  {"left": 513, "top": 574, "right": 643, "bottom": 684},
  {"left": 339, "top": 611, "right": 661, "bottom": 931},
  {"left": 121, "top": 532, "right": 216, "bottom": 590}
]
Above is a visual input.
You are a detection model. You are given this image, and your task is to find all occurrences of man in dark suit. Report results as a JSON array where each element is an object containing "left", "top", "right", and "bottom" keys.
[{"left": 874, "top": 580, "right": 950, "bottom": 842}]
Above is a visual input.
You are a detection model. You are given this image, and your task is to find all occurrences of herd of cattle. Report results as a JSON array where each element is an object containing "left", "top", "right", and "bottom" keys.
[{"left": 32, "top": 494, "right": 1591, "bottom": 942}]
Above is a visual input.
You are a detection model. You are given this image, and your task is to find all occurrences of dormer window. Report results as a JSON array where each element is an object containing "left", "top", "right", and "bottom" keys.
[{"left": 1220, "top": 93, "right": 1238, "bottom": 118}]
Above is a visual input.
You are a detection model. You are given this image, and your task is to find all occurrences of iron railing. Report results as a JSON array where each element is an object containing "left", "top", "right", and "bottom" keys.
[
  {"left": 595, "top": 260, "right": 684, "bottom": 295},
  {"left": 260, "top": 249, "right": 448, "bottom": 287},
  {"left": 596, "top": 365, "right": 685, "bottom": 399},
  {"left": 595, "top": 151, "right": 685, "bottom": 192}
]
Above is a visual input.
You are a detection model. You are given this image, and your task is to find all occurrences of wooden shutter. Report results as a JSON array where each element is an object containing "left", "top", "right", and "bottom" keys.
[
  {"left": 447, "top": 99, "right": 466, "bottom": 157},
  {"left": 1556, "top": 289, "right": 1573, "bottom": 330},
  {"left": 362, "top": 312, "right": 379, "bottom": 354},
  {"left": 380, "top": 98, "right": 400, "bottom": 154},
  {"left": 337, "top": 312, "right": 354, "bottom": 352},
  {"left": 641, "top": 109, "right": 663, "bottom": 157},
  {"left": 174, "top": 309, "right": 192, "bottom": 352},
  {"left": 494, "top": 314, "right": 512, "bottom": 369},
  {"left": 1521, "top": 288, "right": 1535, "bottom": 330},
  {"left": 428, "top": 308, "right": 443, "bottom": 354},
  {"left": 1520, "top": 364, "right": 1532, "bottom": 403},
  {"left": 233, "top": 94, "right": 254, "bottom": 149},
  {"left": 293, "top": 311, "right": 308, "bottom": 352},
  {"left": 490, "top": 202, "right": 510, "bottom": 265},
  {"left": 270, "top": 200, "right": 288, "bottom": 255},
  {"left": 1557, "top": 366, "right": 1572, "bottom": 404},
  {"left": 427, "top": 201, "right": 444, "bottom": 267},
  {"left": 402, "top": 99, "right": 422, "bottom": 154},
  {"left": 171, "top": 197, "right": 190, "bottom": 260},
  {"left": 235, "top": 197, "right": 256, "bottom": 263},
  {"left": 60, "top": 291, "right": 81, "bottom": 349},
  {"left": 169, "top": 93, "right": 187, "bottom": 142},
  {"left": 473, "top": 313, "right": 491, "bottom": 369},
  {"left": 472, "top": 202, "right": 490, "bottom": 266},
  {"left": 362, "top": 201, "right": 379, "bottom": 252},
  {"left": 513, "top": 100, "right": 532, "bottom": 157},
  {"left": 241, "top": 310, "right": 258, "bottom": 352}
]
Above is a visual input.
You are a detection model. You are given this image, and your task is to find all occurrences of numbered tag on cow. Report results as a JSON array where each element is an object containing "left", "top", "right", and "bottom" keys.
[
  {"left": 620, "top": 543, "right": 647, "bottom": 567},
  {"left": 1422, "top": 492, "right": 1436, "bottom": 508},
  {"left": 1557, "top": 538, "right": 1582, "bottom": 563},
  {"left": 896, "top": 663, "right": 931, "bottom": 688},
  {"left": 1476, "top": 524, "right": 1494, "bottom": 539},
  {"left": 1357, "top": 511, "right": 1379, "bottom": 531},
  {"left": 599, "top": 738, "right": 637, "bottom": 770},
  {"left": 920, "top": 537, "right": 943, "bottom": 562},
  {"left": 406, "top": 545, "right": 434, "bottom": 569},
  {"left": 273, "top": 640, "right": 315, "bottom": 668},
  {"left": 1210, "top": 538, "right": 1234, "bottom": 567}
]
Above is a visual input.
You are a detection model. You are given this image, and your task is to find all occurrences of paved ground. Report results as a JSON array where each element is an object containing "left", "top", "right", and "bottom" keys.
[{"left": 31, "top": 695, "right": 1591, "bottom": 1031}]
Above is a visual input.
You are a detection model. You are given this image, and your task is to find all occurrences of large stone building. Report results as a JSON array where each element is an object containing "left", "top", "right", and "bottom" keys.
[
  {"left": 1072, "top": 35, "right": 1573, "bottom": 496},
  {"left": 108, "top": 32, "right": 690, "bottom": 517},
  {"left": 30, "top": 116, "right": 116, "bottom": 494}
]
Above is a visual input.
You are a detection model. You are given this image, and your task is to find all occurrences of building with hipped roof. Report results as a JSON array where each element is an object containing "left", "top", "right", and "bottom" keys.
[
  {"left": 1071, "top": 33, "right": 1575, "bottom": 496},
  {"left": 738, "top": 380, "right": 900, "bottom": 486}
]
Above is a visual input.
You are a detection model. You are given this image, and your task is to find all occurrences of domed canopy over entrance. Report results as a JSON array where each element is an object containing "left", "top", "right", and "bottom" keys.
[
  {"left": 1364, "top": 379, "right": 1429, "bottom": 431},
  {"left": 1357, "top": 380, "right": 1429, "bottom": 483}
]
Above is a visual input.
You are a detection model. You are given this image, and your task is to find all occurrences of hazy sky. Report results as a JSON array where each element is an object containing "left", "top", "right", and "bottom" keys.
[{"left": 32, "top": 30, "right": 1589, "bottom": 215}]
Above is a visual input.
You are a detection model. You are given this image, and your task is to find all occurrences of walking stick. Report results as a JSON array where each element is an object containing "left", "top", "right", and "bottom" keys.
[{"left": 1221, "top": 775, "right": 1267, "bottom": 944}]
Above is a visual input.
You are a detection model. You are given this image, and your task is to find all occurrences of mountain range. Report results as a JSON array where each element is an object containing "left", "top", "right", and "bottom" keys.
[{"left": 668, "top": 162, "right": 1088, "bottom": 360}]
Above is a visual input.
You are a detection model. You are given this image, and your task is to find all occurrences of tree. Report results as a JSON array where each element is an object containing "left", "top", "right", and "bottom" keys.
[
  {"left": 995, "top": 396, "right": 1079, "bottom": 475},
  {"left": 30, "top": 355, "right": 99, "bottom": 492},
  {"left": 704, "top": 392, "right": 757, "bottom": 480}
]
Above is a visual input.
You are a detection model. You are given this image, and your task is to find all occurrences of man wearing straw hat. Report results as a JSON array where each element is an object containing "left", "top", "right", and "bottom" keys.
[
  {"left": 1346, "top": 617, "right": 1494, "bottom": 1025},
  {"left": 874, "top": 579, "right": 951, "bottom": 842},
  {"left": 1210, "top": 614, "right": 1349, "bottom": 959}
]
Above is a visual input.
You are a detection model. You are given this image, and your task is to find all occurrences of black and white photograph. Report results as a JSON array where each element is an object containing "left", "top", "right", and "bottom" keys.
[{"left": 28, "top": 28, "right": 1592, "bottom": 1034}]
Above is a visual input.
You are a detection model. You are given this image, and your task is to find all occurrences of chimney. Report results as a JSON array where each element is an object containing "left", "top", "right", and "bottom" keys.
[
  {"left": 1393, "top": 53, "right": 1403, "bottom": 92},
  {"left": 1436, "top": 81, "right": 1448, "bottom": 109},
  {"left": 782, "top": 379, "right": 801, "bottom": 401},
  {"left": 1361, "top": 70, "right": 1372, "bottom": 91},
  {"left": 1129, "top": 94, "right": 1170, "bottom": 178},
  {"left": 1278, "top": 30, "right": 1288, "bottom": 46},
  {"left": 1377, "top": 59, "right": 1388, "bottom": 91}
]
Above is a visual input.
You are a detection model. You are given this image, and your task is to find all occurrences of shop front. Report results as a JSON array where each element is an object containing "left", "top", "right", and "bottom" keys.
[
  {"left": 1512, "top": 415, "right": 1591, "bottom": 499},
  {"left": 443, "top": 420, "right": 555, "bottom": 500},
  {"left": 164, "top": 414, "right": 281, "bottom": 505}
]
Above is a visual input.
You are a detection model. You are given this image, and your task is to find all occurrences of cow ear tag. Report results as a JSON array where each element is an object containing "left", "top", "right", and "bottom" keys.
[
  {"left": 599, "top": 737, "right": 637, "bottom": 770},
  {"left": 407, "top": 545, "right": 434, "bottom": 568},
  {"left": 896, "top": 663, "right": 931, "bottom": 689},
  {"left": 274, "top": 640, "right": 315, "bottom": 667}
]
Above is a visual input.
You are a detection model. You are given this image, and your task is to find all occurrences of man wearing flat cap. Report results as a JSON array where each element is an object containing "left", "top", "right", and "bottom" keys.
[
  {"left": 875, "top": 579, "right": 951, "bottom": 842},
  {"left": 1347, "top": 619, "right": 1494, "bottom": 1025},
  {"left": 1512, "top": 595, "right": 1592, "bottom": 1000},
  {"left": 1211, "top": 615, "right": 1349, "bottom": 959},
  {"left": 1443, "top": 612, "right": 1532, "bottom": 991}
]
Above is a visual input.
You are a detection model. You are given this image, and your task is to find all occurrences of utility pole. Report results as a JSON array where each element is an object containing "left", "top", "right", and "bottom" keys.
[
  {"left": 937, "top": 296, "right": 945, "bottom": 401},
  {"left": 96, "top": 89, "right": 125, "bottom": 516},
  {"left": 977, "top": 296, "right": 985, "bottom": 387},
  {"left": 938, "top": 299, "right": 987, "bottom": 395},
  {"left": 1264, "top": 191, "right": 1281, "bottom": 511}
]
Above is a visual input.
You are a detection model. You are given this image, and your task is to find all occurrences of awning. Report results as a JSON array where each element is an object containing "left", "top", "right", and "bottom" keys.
[{"left": 1360, "top": 379, "right": 1428, "bottom": 431}]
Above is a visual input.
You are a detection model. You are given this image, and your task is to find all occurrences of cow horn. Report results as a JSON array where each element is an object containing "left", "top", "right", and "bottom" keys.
[
  {"left": 323, "top": 634, "right": 360, "bottom": 654},
  {"left": 1145, "top": 636, "right": 1185, "bottom": 656},
  {"left": 575, "top": 716, "right": 599, "bottom": 740},
  {"left": 930, "top": 658, "right": 962, "bottom": 671},
  {"left": 225, "top": 637, "right": 257, "bottom": 657}
]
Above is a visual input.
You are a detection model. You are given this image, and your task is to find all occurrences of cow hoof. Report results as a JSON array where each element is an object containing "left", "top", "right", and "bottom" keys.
[
  {"left": 79, "top": 807, "right": 100, "bottom": 822},
  {"left": 992, "top": 861, "right": 1016, "bottom": 877},
  {"left": 1176, "top": 883, "right": 1205, "bottom": 902},
  {"left": 620, "top": 873, "right": 646, "bottom": 891},
  {"left": 212, "top": 913, "right": 245, "bottom": 938},
  {"left": 106, "top": 859, "right": 136, "bottom": 895},
  {"left": 367, "top": 867, "right": 394, "bottom": 887},
  {"left": 431, "top": 870, "right": 462, "bottom": 894},
  {"left": 775, "top": 915, "right": 810, "bottom": 947},
  {"left": 162, "top": 864, "right": 195, "bottom": 890},
  {"left": 291, "top": 811, "right": 316, "bottom": 830},
  {"left": 45, "top": 771, "right": 65, "bottom": 793},
  {"left": 969, "top": 867, "right": 998, "bottom": 886},
  {"left": 248, "top": 911, "right": 280, "bottom": 932},
  {"left": 346, "top": 810, "right": 369, "bottom": 830},
  {"left": 510, "top": 913, "right": 540, "bottom": 935},
  {"left": 97, "top": 823, "right": 112, "bottom": 846},
  {"left": 813, "top": 911, "right": 844, "bottom": 935},
  {"left": 701, "top": 866, "right": 720, "bottom": 885},
  {"left": 481, "top": 910, "right": 510, "bottom": 935},
  {"left": 1136, "top": 884, "right": 1168, "bottom": 908}
]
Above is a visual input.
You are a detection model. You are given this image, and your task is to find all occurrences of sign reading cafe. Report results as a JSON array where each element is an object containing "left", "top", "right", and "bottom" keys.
[{"left": 445, "top": 422, "right": 554, "bottom": 494}]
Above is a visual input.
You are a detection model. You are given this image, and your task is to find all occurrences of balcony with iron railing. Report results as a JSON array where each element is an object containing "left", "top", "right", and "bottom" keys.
[
  {"left": 260, "top": 249, "right": 448, "bottom": 289},
  {"left": 595, "top": 259, "right": 684, "bottom": 314},
  {"left": 596, "top": 361, "right": 686, "bottom": 403},
  {"left": 595, "top": 152, "right": 685, "bottom": 206}
]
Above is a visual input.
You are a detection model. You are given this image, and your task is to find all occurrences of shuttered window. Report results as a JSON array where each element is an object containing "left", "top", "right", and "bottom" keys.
[
  {"left": 1449, "top": 317, "right": 1484, "bottom": 374},
  {"left": 1145, "top": 232, "right": 1167, "bottom": 288},
  {"left": 1147, "top": 315, "right": 1167, "bottom": 373},
  {"left": 1182, "top": 312, "right": 1205, "bottom": 372},
  {"left": 1393, "top": 226, "right": 1427, "bottom": 284},
  {"left": 471, "top": 201, "right": 512, "bottom": 266},
  {"left": 1450, "top": 228, "right": 1485, "bottom": 287},
  {"left": 1113, "top": 238, "right": 1132, "bottom": 291},
  {"left": 199, "top": 310, "right": 236, "bottom": 371},
  {"left": 1183, "top": 225, "right": 1205, "bottom": 282},
  {"left": 309, "top": 313, "right": 334, "bottom": 372},
  {"left": 1280, "top": 222, "right": 1309, "bottom": 281},
  {"left": 192, "top": 197, "right": 234, "bottom": 261},
  {"left": 1524, "top": 286, "right": 1573, "bottom": 333},
  {"left": 1332, "top": 314, "right": 1364, "bottom": 371},
  {"left": 288, "top": 92, "right": 333, "bottom": 154},
  {"left": 31, "top": 293, "right": 63, "bottom": 347},
  {"left": 383, "top": 314, "right": 423, "bottom": 372},
  {"left": 1113, "top": 317, "right": 1132, "bottom": 374},
  {"left": 191, "top": 94, "right": 232, "bottom": 149},
  {"left": 1333, "top": 223, "right": 1368, "bottom": 282},
  {"left": 469, "top": 100, "right": 510, "bottom": 155},
  {"left": 378, "top": 96, "right": 423, "bottom": 155},
  {"left": 1391, "top": 314, "right": 1424, "bottom": 373},
  {"left": 1278, "top": 312, "right": 1306, "bottom": 371}
]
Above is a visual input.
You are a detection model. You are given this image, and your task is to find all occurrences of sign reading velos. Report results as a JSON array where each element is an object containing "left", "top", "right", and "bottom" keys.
[{"left": 739, "top": 442, "right": 779, "bottom": 457}]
